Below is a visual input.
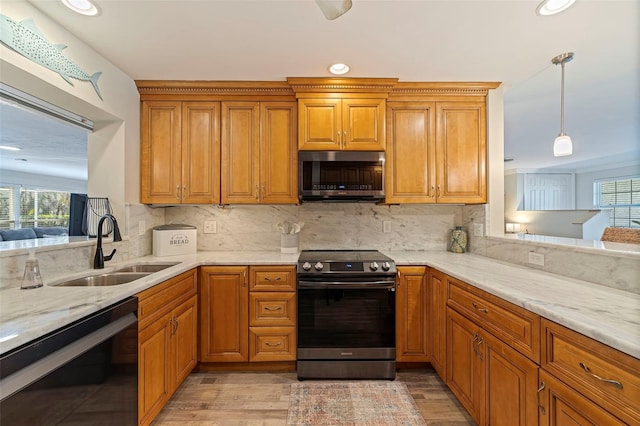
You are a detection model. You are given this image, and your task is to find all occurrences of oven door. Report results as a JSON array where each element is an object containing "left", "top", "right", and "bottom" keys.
[{"left": 297, "top": 279, "right": 396, "bottom": 360}]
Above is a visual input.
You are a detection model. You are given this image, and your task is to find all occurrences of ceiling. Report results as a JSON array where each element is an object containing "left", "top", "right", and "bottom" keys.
[{"left": 2, "top": 0, "right": 638, "bottom": 182}]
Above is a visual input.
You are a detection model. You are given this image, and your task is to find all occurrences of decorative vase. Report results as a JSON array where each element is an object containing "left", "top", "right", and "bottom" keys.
[{"left": 449, "top": 226, "right": 468, "bottom": 253}]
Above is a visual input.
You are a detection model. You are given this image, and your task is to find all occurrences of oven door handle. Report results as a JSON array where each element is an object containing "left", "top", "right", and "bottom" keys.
[{"left": 298, "top": 280, "right": 396, "bottom": 289}]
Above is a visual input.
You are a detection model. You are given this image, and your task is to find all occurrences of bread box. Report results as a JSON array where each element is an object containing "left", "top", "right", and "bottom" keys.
[{"left": 153, "top": 224, "right": 197, "bottom": 257}]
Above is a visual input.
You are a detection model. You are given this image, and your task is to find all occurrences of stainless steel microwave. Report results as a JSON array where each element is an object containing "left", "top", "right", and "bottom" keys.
[{"left": 298, "top": 151, "right": 385, "bottom": 202}]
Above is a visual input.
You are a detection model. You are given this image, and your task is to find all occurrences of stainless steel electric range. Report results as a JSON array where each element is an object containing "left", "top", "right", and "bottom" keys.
[{"left": 296, "top": 250, "right": 397, "bottom": 380}]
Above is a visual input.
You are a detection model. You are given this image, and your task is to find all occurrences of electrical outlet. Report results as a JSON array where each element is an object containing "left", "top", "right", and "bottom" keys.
[
  {"left": 138, "top": 220, "right": 146, "bottom": 236},
  {"left": 528, "top": 252, "right": 545, "bottom": 266},
  {"left": 383, "top": 221, "right": 391, "bottom": 233},
  {"left": 204, "top": 220, "right": 217, "bottom": 234},
  {"left": 473, "top": 223, "right": 483, "bottom": 237}
]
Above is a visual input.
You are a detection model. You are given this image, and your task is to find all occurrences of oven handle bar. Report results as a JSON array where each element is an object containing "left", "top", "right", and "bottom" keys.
[{"left": 298, "top": 280, "right": 396, "bottom": 289}]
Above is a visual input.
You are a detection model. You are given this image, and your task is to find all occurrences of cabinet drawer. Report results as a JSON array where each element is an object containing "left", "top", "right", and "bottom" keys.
[
  {"left": 249, "top": 327, "right": 296, "bottom": 361},
  {"left": 447, "top": 277, "right": 540, "bottom": 362},
  {"left": 249, "top": 292, "right": 296, "bottom": 326},
  {"left": 542, "top": 319, "right": 640, "bottom": 424},
  {"left": 137, "top": 269, "right": 197, "bottom": 328},
  {"left": 250, "top": 266, "right": 296, "bottom": 291}
]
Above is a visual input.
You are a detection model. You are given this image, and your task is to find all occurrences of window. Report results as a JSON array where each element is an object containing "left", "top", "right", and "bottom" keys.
[
  {"left": 0, "top": 185, "right": 70, "bottom": 230},
  {"left": 595, "top": 177, "right": 640, "bottom": 228}
]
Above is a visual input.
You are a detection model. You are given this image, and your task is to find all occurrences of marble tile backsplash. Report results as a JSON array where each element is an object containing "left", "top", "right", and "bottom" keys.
[{"left": 164, "top": 203, "right": 464, "bottom": 252}]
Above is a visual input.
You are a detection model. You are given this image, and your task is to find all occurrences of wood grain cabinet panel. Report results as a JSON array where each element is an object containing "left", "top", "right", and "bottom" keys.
[
  {"left": 538, "top": 370, "right": 626, "bottom": 426},
  {"left": 199, "top": 266, "right": 249, "bottom": 362},
  {"left": 396, "top": 266, "right": 429, "bottom": 362},
  {"left": 386, "top": 100, "right": 486, "bottom": 204},
  {"left": 298, "top": 98, "right": 385, "bottom": 151},
  {"left": 249, "top": 327, "right": 296, "bottom": 362},
  {"left": 137, "top": 269, "right": 198, "bottom": 426},
  {"left": 428, "top": 268, "right": 447, "bottom": 380},
  {"left": 140, "top": 101, "right": 220, "bottom": 204},
  {"left": 221, "top": 101, "right": 297, "bottom": 204},
  {"left": 250, "top": 265, "right": 296, "bottom": 291},
  {"left": 541, "top": 319, "right": 640, "bottom": 424},
  {"left": 447, "top": 276, "right": 540, "bottom": 363}
]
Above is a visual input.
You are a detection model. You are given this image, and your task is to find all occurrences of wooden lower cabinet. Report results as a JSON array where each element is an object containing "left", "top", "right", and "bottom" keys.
[
  {"left": 538, "top": 370, "right": 626, "bottom": 425},
  {"left": 137, "top": 269, "right": 198, "bottom": 426},
  {"left": 200, "top": 265, "right": 297, "bottom": 364},
  {"left": 396, "top": 266, "right": 429, "bottom": 362},
  {"left": 428, "top": 268, "right": 447, "bottom": 380},
  {"left": 446, "top": 306, "right": 539, "bottom": 426},
  {"left": 199, "top": 266, "right": 249, "bottom": 362}
]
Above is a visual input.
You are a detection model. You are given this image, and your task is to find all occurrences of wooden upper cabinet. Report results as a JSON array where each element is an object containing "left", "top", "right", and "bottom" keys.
[
  {"left": 221, "top": 101, "right": 298, "bottom": 204},
  {"left": 298, "top": 98, "right": 385, "bottom": 151},
  {"left": 221, "top": 102, "right": 260, "bottom": 203},
  {"left": 435, "top": 101, "right": 486, "bottom": 204},
  {"left": 260, "top": 102, "right": 298, "bottom": 204},
  {"left": 181, "top": 102, "right": 221, "bottom": 203},
  {"left": 140, "top": 100, "right": 220, "bottom": 204},
  {"left": 385, "top": 100, "right": 487, "bottom": 204},
  {"left": 386, "top": 102, "right": 436, "bottom": 203}
]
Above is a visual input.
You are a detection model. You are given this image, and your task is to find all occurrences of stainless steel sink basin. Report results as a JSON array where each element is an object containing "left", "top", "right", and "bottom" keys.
[
  {"left": 114, "top": 263, "right": 180, "bottom": 273},
  {"left": 53, "top": 272, "right": 150, "bottom": 287}
]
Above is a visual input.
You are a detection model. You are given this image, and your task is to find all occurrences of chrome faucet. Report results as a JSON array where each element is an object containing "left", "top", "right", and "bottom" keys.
[{"left": 93, "top": 214, "right": 123, "bottom": 269}]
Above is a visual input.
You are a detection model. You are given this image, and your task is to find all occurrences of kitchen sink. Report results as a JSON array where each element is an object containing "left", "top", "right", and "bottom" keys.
[
  {"left": 114, "top": 262, "right": 180, "bottom": 273},
  {"left": 53, "top": 272, "right": 151, "bottom": 287}
]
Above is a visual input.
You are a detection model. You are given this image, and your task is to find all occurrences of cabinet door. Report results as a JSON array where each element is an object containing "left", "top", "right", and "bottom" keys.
[
  {"left": 298, "top": 98, "right": 342, "bottom": 150},
  {"left": 385, "top": 102, "right": 436, "bottom": 203},
  {"left": 539, "top": 370, "right": 626, "bottom": 426},
  {"left": 170, "top": 295, "right": 198, "bottom": 393},
  {"left": 139, "top": 313, "right": 171, "bottom": 426},
  {"left": 342, "top": 98, "right": 386, "bottom": 151},
  {"left": 429, "top": 268, "right": 447, "bottom": 380},
  {"left": 221, "top": 102, "right": 260, "bottom": 203},
  {"left": 140, "top": 101, "right": 182, "bottom": 204},
  {"left": 260, "top": 102, "right": 298, "bottom": 203},
  {"left": 484, "top": 330, "right": 539, "bottom": 426},
  {"left": 181, "top": 102, "right": 220, "bottom": 204},
  {"left": 446, "top": 307, "right": 484, "bottom": 424},
  {"left": 396, "top": 266, "right": 429, "bottom": 362},
  {"left": 199, "top": 266, "right": 249, "bottom": 362},
  {"left": 436, "top": 101, "right": 486, "bottom": 203}
]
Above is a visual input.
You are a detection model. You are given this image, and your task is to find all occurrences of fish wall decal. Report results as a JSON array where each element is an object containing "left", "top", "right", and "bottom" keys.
[{"left": 0, "top": 14, "right": 103, "bottom": 100}]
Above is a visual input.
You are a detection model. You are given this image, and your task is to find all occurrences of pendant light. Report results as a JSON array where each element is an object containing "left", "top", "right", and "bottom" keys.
[{"left": 552, "top": 52, "right": 574, "bottom": 157}]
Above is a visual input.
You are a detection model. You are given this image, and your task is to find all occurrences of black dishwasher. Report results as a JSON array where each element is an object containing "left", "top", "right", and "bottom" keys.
[{"left": 0, "top": 297, "right": 138, "bottom": 425}]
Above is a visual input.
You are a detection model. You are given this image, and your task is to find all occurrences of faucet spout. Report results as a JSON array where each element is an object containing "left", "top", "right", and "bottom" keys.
[{"left": 93, "top": 214, "right": 123, "bottom": 269}]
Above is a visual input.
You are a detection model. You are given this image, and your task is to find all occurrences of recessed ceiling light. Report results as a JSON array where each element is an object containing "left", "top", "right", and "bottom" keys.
[
  {"left": 329, "top": 63, "right": 350, "bottom": 75},
  {"left": 536, "top": 0, "right": 576, "bottom": 16},
  {"left": 60, "top": 0, "right": 100, "bottom": 16},
  {"left": 0, "top": 145, "right": 21, "bottom": 151}
]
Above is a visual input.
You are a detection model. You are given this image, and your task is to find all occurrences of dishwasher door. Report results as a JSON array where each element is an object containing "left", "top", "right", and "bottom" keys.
[{"left": 0, "top": 297, "right": 138, "bottom": 425}]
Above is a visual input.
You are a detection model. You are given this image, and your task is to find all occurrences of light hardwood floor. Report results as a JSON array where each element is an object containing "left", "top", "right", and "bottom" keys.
[{"left": 153, "top": 366, "right": 474, "bottom": 425}]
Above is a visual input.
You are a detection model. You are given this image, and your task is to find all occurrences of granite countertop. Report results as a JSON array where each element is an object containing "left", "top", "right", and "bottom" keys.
[{"left": 1, "top": 250, "right": 638, "bottom": 361}]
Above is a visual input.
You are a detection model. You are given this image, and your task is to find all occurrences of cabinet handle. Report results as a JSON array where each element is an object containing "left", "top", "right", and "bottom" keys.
[
  {"left": 337, "top": 131, "right": 341, "bottom": 147},
  {"left": 170, "top": 317, "right": 178, "bottom": 335},
  {"left": 264, "top": 276, "right": 282, "bottom": 281},
  {"left": 265, "top": 341, "right": 282, "bottom": 347},
  {"left": 255, "top": 185, "right": 259, "bottom": 200},
  {"left": 437, "top": 185, "right": 441, "bottom": 198},
  {"left": 537, "top": 382, "right": 546, "bottom": 414},
  {"left": 431, "top": 186, "right": 435, "bottom": 199},
  {"left": 264, "top": 306, "right": 282, "bottom": 311},
  {"left": 579, "top": 362, "right": 623, "bottom": 389},
  {"left": 476, "top": 337, "right": 484, "bottom": 360},
  {"left": 183, "top": 185, "right": 186, "bottom": 198},
  {"left": 243, "top": 270, "right": 247, "bottom": 287},
  {"left": 472, "top": 333, "right": 479, "bottom": 357},
  {"left": 472, "top": 302, "right": 489, "bottom": 314},
  {"left": 176, "top": 185, "right": 180, "bottom": 200}
]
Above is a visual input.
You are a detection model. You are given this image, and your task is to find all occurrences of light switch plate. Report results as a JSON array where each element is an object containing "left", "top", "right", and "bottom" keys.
[
  {"left": 138, "top": 220, "right": 145, "bottom": 236},
  {"left": 383, "top": 221, "right": 391, "bottom": 233},
  {"left": 204, "top": 220, "right": 217, "bottom": 234},
  {"left": 473, "top": 223, "right": 483, "bottom": 237}
]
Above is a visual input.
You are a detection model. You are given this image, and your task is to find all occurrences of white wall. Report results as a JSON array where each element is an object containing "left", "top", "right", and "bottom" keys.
[
  {"left": 0, "top": 0, "right": 140, "bottom": 219},
  {"left": 0, "top": 170, "right": 87, "bottom": 193}
]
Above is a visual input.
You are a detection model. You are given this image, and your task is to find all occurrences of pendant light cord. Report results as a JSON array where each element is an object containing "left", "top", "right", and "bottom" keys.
[{"left": 560, "top": 60, "right": 566, "bottom": 135}]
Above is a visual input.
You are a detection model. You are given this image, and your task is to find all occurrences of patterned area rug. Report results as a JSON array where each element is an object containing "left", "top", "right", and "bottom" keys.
[{"left": 287, "top": 381, "right": 426, "bottom": 426}]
